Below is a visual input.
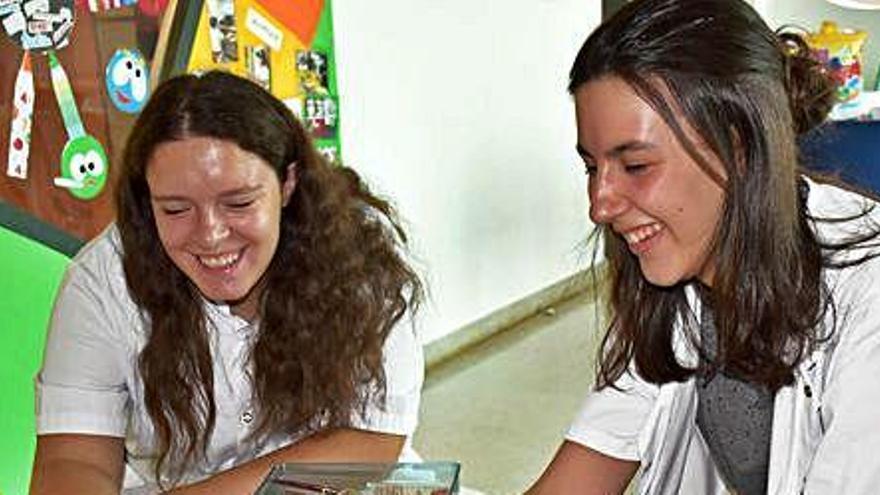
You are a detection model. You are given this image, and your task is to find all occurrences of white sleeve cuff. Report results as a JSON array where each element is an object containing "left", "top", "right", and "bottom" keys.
[
  {"left": 565, "top": 426, "right": 641, "bottom": 462},
  {"left": 351, "top": 390, "right": 420, "bottom": 436},
  {"left": 35, "top": 378, "right": 128, "bottom": 437}
]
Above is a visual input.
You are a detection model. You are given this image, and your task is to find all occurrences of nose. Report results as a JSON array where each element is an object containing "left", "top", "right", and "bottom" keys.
[
  {"left": 197, "top": 207, "right": 229, "bottom": 249},
  {"left": 588, "top": 168, "right": 629, "bottom": 225}
]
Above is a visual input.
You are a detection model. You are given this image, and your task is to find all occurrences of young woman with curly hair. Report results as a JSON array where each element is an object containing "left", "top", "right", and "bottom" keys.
[
  {"left": 31, "top": 71, "right": 424, "bottom": 494},
  {"left": 529, "top": 0, "right": 880, "bottom": 493}
]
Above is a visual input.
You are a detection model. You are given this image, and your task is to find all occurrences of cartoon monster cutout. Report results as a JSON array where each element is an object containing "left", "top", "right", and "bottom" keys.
[
  {"left": 106, "top": 48, "right": 150, "bottom": 113},
  {"left": 54, "top": 135, "right": 108, "bottom": 200}
]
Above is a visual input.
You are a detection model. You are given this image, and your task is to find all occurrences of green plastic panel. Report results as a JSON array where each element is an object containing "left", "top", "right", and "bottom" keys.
[{"left": 0, "top": 226, "right": 70, "bottom": 495}]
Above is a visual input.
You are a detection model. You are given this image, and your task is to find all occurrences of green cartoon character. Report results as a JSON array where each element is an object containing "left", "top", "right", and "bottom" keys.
[
  {"left": 53, "top": 135, "right": 108, "bottom": 200},
  {"left": 47, "top": 50, "right": 110, "bottom": 201}
]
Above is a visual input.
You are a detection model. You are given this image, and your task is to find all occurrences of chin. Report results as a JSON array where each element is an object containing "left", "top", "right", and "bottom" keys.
[
  {"left": 640, "top": 267, "right": 684, "bottom": 288},
  {"left": 194, "top": 284, "right": 251, "bottom": 304},
  {"left": 645, "top": 278, "right": 680, "bottom": 288}
]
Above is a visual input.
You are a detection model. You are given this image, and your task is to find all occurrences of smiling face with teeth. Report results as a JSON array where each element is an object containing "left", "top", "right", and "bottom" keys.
[
  {"left": 574, "top": 77, "right": 726, "bottom": 287},
  {"left": 146, "top": 137, "right": 295, "bottom": 318}
]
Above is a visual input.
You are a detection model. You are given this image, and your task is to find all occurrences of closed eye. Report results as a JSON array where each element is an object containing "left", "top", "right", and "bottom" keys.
[
  {"left": 226, "top": 199, "right": 256, "bottom": 209},
  {"left": 624, "top": 163, "right": 649, "bottom": 174},
  {"left": 160, "top": 207, "right": 190, "bottom": 216}
]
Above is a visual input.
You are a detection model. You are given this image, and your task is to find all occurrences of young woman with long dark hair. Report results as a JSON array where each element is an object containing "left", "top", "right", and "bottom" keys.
[
  {"left": 529, "top": 0, "right": 880, "bottom": 493},
  {"left": 31, "top": 71, "right": 424, "bottom": 494}
]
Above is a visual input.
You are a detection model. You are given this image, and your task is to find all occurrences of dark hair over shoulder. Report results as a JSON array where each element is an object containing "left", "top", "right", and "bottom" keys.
[
  {"left": 116, "top": 71, "right": 423, "bottom": 485},
  {"left": 568, "top": 0, "right": 867, "bottom": 392}
]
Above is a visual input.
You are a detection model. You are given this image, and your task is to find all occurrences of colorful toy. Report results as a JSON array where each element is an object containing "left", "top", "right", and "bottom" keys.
[
  {"left": 807, "top": 21, "right": 869, "bottom": 105},
  {"left": 105, "top": 48, "right": 150, "bottom": 113}
]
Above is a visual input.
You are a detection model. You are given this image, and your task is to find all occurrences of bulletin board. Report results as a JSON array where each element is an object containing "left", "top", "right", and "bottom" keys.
[
  {"left": 1, "top": 0, "right": 341, "bottom": 245},
  {"left": 0, "top": 3, "right": 341, "bottom": 493},
  {"left": 160, "top": 0, "right": 342, "bottom": 164},
  {"left": 1, "top": 4, "right": 174, "bottom": 492},
  {"left": 0, "top": 0, "right": 173, "bottom": 243}
]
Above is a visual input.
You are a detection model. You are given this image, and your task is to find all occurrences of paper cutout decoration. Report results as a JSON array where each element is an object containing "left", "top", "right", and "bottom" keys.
[
  {"left": 73, "top": 0, "right": 166, "bottom": 13},
  {"left": 3, "top": 0, "right": 107, "bottom": 198},
  {"left": 206, "top": 0, "right": 238, "bottom": 63},
  {"left": 49, "top": 50, "right": 109, "bottom": 200},
  {"left": 85, "top": 0, "right": 136, "bottom": 11},
  {"left": 1, "top": 0, "right": 74, "bottom": 52},
  {"left": 303, "top": 95, "right": 336, "bottom": 139},
  {"left": 255, "top": 0, "right": 323, "bottom": 46},
  {"left": 6, "top": 51, "right": 35, "bottom": 180},
  {"left": 55, "top": 134, "right": 108, "bottom": 199},
  {"left": 244, "top": 7, "right": 281, "bottom": 52},
  {"left": 106, "top": 48, "right": 150, "bottom": 113},
  {"left": 295, "top": 50, "right": 328, "bottom": 95},
  {"left": 245, "top": 44, "right": 270, "bottom": 89}
]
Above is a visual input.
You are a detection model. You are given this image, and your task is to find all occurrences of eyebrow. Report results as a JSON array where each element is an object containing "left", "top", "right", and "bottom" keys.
[
  {"left": 576, "top": 140, "right": 657, "bottom": 160},
  {"left": 151, "top": 185, "right": 264, "bottom": 202}
]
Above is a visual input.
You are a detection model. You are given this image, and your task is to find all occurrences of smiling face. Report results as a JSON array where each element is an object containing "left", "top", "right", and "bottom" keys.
[
  {"left": 146, "top": 137, "right": 295, "bottom": 319},
  {"left": 575, "top": 77, "right": 726, "bottom": 287},
  {"left": 106, "top": 49, "right": 149, "bottom": 113}
]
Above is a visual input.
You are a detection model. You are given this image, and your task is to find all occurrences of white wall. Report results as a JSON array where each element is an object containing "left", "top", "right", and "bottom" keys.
[
  {"left": 332, "top": 2, "right": 599, "bottom": 343},
  {"left": 754, "top": 0, "right": 880, "bottom": 88}
]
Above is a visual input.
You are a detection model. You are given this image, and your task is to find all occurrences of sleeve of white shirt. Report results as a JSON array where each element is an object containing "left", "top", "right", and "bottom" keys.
[
  {"left": 803, "top": 258, "right": 880, "bottom": 493},
  {"left": 349, "top": 315, "right": 424, "bottom": 437},
  {"left": 35, "top": 242, "right": 130, "bottom": 438},
  {"left": 565, "top": 364, "right": 658, "bottom": 462}
]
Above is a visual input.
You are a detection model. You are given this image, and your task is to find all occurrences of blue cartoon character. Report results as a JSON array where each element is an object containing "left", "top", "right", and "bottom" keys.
[{"left": 106, "top": 48, "right": 150, "bottom": 113}]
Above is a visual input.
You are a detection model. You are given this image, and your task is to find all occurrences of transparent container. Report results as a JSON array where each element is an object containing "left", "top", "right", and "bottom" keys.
[{"left": 255, "top": 461, "right": 461, "bottom": 495}]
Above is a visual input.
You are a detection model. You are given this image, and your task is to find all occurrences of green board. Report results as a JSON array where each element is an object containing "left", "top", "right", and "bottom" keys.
[{"left": 0, "top": 226, "right": 71, "bottom": 495}]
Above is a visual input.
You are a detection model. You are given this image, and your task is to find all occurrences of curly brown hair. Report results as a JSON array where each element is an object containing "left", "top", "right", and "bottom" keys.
[{"left": 115, "top": 71, "right": 423, "bottom": 485}]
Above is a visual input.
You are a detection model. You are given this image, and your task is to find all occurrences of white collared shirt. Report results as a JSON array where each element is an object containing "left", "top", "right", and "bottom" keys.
[
  {"left": 36, "top": 225, "right": 424, "bottom": 493},
  {"left": 567, "top": 178, "right": 880, "bottom": 494}
]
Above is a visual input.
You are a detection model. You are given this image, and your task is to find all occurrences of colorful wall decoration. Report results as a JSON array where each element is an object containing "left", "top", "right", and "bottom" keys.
[
  {"left": 0, "top": 5, "right": 340, "bottom": 492},
  {"left": 1, "top": 2, "right": 171, "bottom": 242},
  {"left": 1, "top": 0, "right": 338, "bottom": 245},
  {"left": 168, "top": 0, "right": 342, "bottom": 163}
]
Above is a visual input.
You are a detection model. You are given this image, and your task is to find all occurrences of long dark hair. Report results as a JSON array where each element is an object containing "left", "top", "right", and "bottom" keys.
[
  {"left": 116, "top": 71, "right": 423, "bottom": 485},
  {"left": 570, "top": 0, "right": 879, "bottom": 391}
]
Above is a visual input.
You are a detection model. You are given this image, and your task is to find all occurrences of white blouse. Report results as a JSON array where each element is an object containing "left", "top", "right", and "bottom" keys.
[
  {"left": 36, "top": 225, "right": 424, "bottom": 493},
  {"left": 567, "top": 178, "right": 880, "bottom": 494}
]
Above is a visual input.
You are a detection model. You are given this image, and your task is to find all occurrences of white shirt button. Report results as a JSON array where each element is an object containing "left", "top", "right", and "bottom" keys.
[{"left": 240, "top": 409, "right": 254, "bottom": 425}]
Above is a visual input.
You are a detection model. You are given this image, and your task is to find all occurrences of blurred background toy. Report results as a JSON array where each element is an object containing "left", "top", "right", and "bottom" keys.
[{"left": 807, "top": 20, "right": 869, "bottom": 106}]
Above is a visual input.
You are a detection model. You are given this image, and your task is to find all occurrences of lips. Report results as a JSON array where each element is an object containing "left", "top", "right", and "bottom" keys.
[{"left": 115, "top": 89, "right": 131, "bottom": 104}]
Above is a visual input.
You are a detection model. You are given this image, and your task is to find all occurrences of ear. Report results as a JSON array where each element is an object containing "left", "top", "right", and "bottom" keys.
[{"left": 281, "top": 162, "right": 297, "bottom": 206}]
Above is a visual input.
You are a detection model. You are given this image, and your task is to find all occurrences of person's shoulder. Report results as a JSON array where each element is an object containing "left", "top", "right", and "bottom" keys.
[
  {"left": 64, "top": 223, "right": 127, "bottom": 292},
  {"left": 73, "top": 223, "right": 122, "bottom": 263},
  {"left": 805, "top": 176, "right": 880, "bottom": 220},
  {"left": 52, "top": 223, "right": 146, "bottom": 343},
  {"left": 806, "top": 177, "right": 880, "bottom": 256}
]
